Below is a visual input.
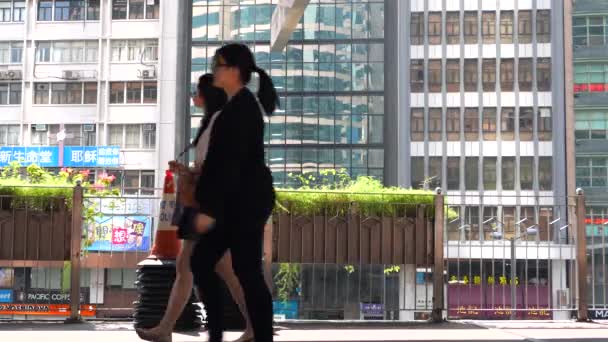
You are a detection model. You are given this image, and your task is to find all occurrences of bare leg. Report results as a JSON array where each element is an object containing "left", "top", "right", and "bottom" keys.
[
  {"left": 216, "top": 251, "right": 254, "bottom": 342},
  {"left": 136, "top": 240, "right": 195, "bottom": 342}
]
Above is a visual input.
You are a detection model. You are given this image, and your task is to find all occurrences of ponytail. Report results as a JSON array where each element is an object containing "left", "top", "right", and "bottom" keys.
[{"left": 253, "top": 66, "right": 279, "bottom": 115}]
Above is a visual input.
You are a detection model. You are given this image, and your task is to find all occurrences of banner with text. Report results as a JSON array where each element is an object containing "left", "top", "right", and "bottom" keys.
[
  {"left": 86, "top": 215, "right": 152, "bottom": 252},
  {"left": 0, "top": 146, "right": 120, "bottom": 168}
]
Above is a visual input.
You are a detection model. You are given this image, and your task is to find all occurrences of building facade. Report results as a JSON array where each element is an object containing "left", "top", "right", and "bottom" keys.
[
  {"left": 572, "top": 0, "right": 608, "bottom": 314},
  {"left": 191, "top": 0, "right": 385, "bottom": 186},
  {"left": 0, "top": 0, "right": 180, "bottom": 191}
]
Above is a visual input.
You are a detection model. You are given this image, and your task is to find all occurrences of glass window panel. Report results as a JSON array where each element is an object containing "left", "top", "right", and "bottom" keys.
[
  {"left": 482, "top": 12, "right": 496, "bottom": 43},
  {"left": 125, "top": 124, "right": 140, "bottom": 148},
  {"left": 126, "top": 82, "right": 142, "bottom": 103},
  {"left": 520, "top": 157, "right": 534, "bottom": 190},
  {"left": 109, "top": 82, "right": 125, "bottom": 104},
  {"left": 447, "top": 157, "right": 460, "bottom": 190},
  {"left": 539, "top": 157, "right": 552, "bottom": 190},
  {"left": 410, "top": 59, "right": 424, "bottom": 93},
  {"left": 520, "top": 107, "right": 534, "bottom": 141},
  {"left": 446, "top": 12, "right": 460, "bottom": 44},
  {"left": 483, "top": 108, "right": 497, "bottom": 140},
  {"left": 129, "top": 0, "right": 144, "bottom": 19},
  {"left": 465, "top": 157, "right": 479, "bottom": 190},
  {"left": 464, "top": 11, "right": 478, "bottom": 44},
  {"left": 501, "top": 107, "right": 515, "bottom": 140},
  {"left": 428, "top": 60, "right": 442, "bottom": 92},
  {"left": 410, "top": 12, "right": 424, "bottom": 45},
  {"left": 483, "top": 157, "right": 497, "bottom": 190},
  {"left": 482, "top": 59, "right": 496, "bottom": 91},
  {"left": 447, "top": 108, "right": 460, "bottom": 141},
  {"left": 537, "top": 58, "right": 551, "bottom": 91},
  {"left": 428, "top": 12, "right": 442, "bottom": 45},
  {"left": 500, "top": 58, "right": 514, "bottom": 91},
  {"left": 519, "top": 11, "right": 532, "bottom": 43},
  {"left": 143, "top": 82, "right": 157, "bottom": 103},
  {"left": 429, "top": 109, "right": 442, "bottom": 141},
  {"left": 108, "top": 125, "right": 123, "bottom": 146},
  {"left": 464, "top": 59, "right": 478, "bottom": 91},
  {"left": 502, "top": 157, "right": 515, "bottom": 190},
  {"left": 411, "top": 157, "right": 424, "bottom": 189},
  {"left": 429, "top": 157, "right": 442, "bottom": 189},
  {"left": 519, "top": 58, "right": 533, "bottom": 91},
  {"left": 410, "top": 108, "right": 424, "bottom": 141},
  {"left": 34, "top": 83, "right": 49, "bottom": 104},
  {"left": 536, "top": 10, "right": 551, "bottom": 43},
  {"left": 446, "top": 59, "right": 460, "bottom": 92},
  {"left": 464, "top": 108, "right": 479, "bottom": 141},
  {"left": 500, "top": 11, "right": 514, "bottom": 43}
]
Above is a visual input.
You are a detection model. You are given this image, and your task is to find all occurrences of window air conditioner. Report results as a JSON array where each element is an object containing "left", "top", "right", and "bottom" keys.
[
  {"left": 83, "top": 124, "right": 96, "bottom": 132},
  {"left": 143, "top": 124, "right": 155, "bottom": 131},
  {"left": 140, "top": 69, "right": 156, "bottom": 79},
  {"left": 0, "top": 70, "right": 22, "bottom": 80},
  {"left": 34, "top": 124, "right": 48, "bottom": 132},
  {"left": 62, "top": 70, "right": 80, "bottom": 80},
  {"left": 35, "top": 83, "right": 48, "bottom": 91}
]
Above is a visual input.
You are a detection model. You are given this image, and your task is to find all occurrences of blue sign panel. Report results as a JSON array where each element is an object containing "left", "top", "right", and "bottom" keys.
[
  {"left": 63, "top": 146, "right": 120, "bottom": 168},
  {"left": 0, "top": 147, "right": 59, "bottom": 168},
  {"left": 273, "top": 300, "right": 298, "bottom": 319},
  {"left": 0, "top": 289, "right": 13, "bottom": 303}
]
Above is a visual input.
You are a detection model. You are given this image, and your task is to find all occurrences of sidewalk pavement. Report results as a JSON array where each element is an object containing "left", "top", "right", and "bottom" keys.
[{"left": 1, "top": 320, "right": 608, "bottom": 342}]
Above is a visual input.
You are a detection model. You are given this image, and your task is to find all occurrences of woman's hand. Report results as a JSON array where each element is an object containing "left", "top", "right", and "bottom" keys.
[{"left": 194, "top": 213, "right": 215, "bottom": 234}]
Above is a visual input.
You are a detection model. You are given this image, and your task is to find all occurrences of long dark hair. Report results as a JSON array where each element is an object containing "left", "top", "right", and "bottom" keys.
[
  {"left": 194, "top": 74, "right": 227, "bottom": 145},
  {"left": 198, "top": 73, "right": 227, "bottom": 129},
  {"left": 213, "top": 43, "right": 279, "bottom": 115}
]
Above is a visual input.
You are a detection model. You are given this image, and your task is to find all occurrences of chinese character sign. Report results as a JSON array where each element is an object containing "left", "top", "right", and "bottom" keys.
[
  {"left": 0, "top": 147, "right": 59, "bottom": 167},
  {"left": 86, "top": 216, "right": 151, "bottom": 252},
  {"left": 64, "top": 146, "right": 120, "bottom": 168}
]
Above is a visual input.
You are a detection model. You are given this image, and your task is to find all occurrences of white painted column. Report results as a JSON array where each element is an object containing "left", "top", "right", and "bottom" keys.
[
  {"left": 399, "top": 264, "right": 416, "bottom": 321},
  {"left": 551, "top": 260, "right": 570, "bottom": 320}
]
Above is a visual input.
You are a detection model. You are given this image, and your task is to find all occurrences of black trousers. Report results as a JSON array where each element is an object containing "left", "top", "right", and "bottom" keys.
[{"left": 190, "top": 211, "right": 273, "bottom": 342}]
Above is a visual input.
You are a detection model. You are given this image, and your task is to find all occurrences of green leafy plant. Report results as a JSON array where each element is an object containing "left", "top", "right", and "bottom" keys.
[
  {"left": 383, "top": 265, "right": 401, "bottom": 275},
  {"left": 274, "top": 263, "right": 300, "bottom": 303},
  {"left": 0, "top": 163, "right": 120, "bottom": 251}
]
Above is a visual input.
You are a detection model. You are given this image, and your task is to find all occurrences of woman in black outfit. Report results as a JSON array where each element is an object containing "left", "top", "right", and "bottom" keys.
[{"left": 179, "top": 44, "right": 277, "bottom": 342}]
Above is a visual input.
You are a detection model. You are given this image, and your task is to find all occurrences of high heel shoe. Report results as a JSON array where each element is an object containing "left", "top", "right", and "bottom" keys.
[{"left": 135, "top": 327, "right": 172, "bottom": 342}]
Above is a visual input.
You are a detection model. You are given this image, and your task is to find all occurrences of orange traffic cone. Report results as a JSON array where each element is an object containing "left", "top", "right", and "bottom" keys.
[{"left": 149, "top": 170, "right": 180, "bottom": 259}]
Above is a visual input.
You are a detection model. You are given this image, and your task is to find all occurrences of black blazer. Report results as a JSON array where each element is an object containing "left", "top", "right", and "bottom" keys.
[{"left": 194, "top": 87, "right": 275, "bottom": 222}]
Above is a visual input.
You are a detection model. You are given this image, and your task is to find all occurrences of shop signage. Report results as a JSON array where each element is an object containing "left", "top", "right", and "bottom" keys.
[
  {"left": 14, "top": 289, "right": 89, "bottom": 304},
  {"left": 273, "top": 300, "right": 298, "bottom": 319},
  {"left": 0, "top": 304, "right": 95, "bottom": 316},
  {"left": 590, "top": 309, "right": 608, "bottom": 319},
  {"left": 0, "top": 146, "right": 120, "bottom": 168},
  {"left": 85, "top": 215, "right": 152, "bottom": 252},
  {"left": 0, "top": 289, "right": 12, "bottom": 303},
  {"left": 360, "top": 303, "right": 384, "bottom": 318}
]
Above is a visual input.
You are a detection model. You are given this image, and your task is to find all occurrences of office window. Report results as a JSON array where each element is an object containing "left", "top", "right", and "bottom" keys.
[
  {"left": 501, "top": 107, "right": 515, "bottom": 140},
  {"left": 0, "top": 83, "right": 21, "bottom": 105},
  {"left": 38, "top": 0, "right": 53, "bottom": 21},
  {"left": 129, "top": 0, "right": 144, "bottom": 19},
  {"left": 86, "top": 0, "right": 100, "bottom": 20},
  {"left": 520, "top": 157, "right": 534, "bottom": 190},
  {"left": 126, "top": 82, "right": 142, "bottom": 103},
  {"left": 482, "top": 12, "right": 496, "bottom": 43},
  {"left": 428, "top": 12, "right": 442, "bottom": 45},
  {"left": 502, "top": 157, "right": 515, "bottom": 190},
  {"left": 574, "top": 63, "right": 608, "bottom": 92},
  {"left": 411, "top": 157, "right": 424, "bottom": 189},
  {"left": 447, "top": 108, "right": 459, "bottom": 141},
  {"left": 500, "top": 11, "right": 514, "bottom": 43},
  {"left": 0, "top": 125, "right": 19, "bottom": 146},
  {"left": 428, "top": 60, "right": 441, "bottom": 92},
  {"left": 110, "top": 81, "right": 157, "bottom": 104},
  {"left": 464, "top": 59, "right": 478, "bottom": 91},
  {"left": 537, "top": 58, "right": 551, "bottom": 91},
  {"left": 82, "top": 82, "right": 96, "bottom": 104},
  {"left": 410, "top": 12, "right": 424, "bottom": 45},
  {"left": 143, "top": 82, "right": 157, "bottom": 103},
  {"left": 429, "top": 157, "right": 442, "bottom": 190},
  {"left": 519, "top": 10, "right": 532, "bottom": 44},
  {"left": 519, "top": 58, "right": 533, "bottom": 91},
  {"left": 34, "top": 83, "right": 49, "bottom": 104},
  {"left": 410, "top": 59, "right": 424, "bottom": 93},
  {"left": 145, "top": 0, "right": 159, "bottom": 19},
  {"left": 37, "top": 41, "right": 98, "bottom": 63},
  {"left": 482, "top": 59, "right": 496, "bottom": 91},
  {"left": 519, "top": 107, "right": 534, "bottom": 141},
  {"left": 0, "top": 42, "right": 22, "bottom": 64},
  {"left": 539, "top": 157, "right": 552, "bottom": 190},
  {"left": 50, "top": 83, "right": 80, "bottom": 104},
  {"left": 113, "top": 0, "right": 158, "bottom": 20},
  {"left": 119, "top": 170, "right": 156, "bottom": 195},
  {"left": 429, "top": 109, "right": 442, "bottom": 141},
  {"left": 500, "top": 59, "right": 514, "bottom": 91},
  {"left": 410, "top": 108, "right": 424, "bottom": 141},
  {"left": 465, "top": 157, "right": 478, "bottom": 190},
  {"left": 447, "top": 157, "right": 460, "bottom": 190},
  {"left": 464, "top": 108, "right": 479, "bottom": 141},
  {"left": 446, "top": 12, "right": 460, "bottom": 44},
  {"left": 464, "top": 11, "right": 478, "bottom": 44},
  {"left": 0, "top": 0, "right": 24, "bottom": 22},
  {"left": 576, "top": 110, "right": 608, "bottom": 140},
  {"left": 108, "top": 124, "right": 156, "bottom": 149},
  {"left": 112, "top": 0, "right": 127, "bottom": 19},
  {"left": 482, "top": 108, "right": 496, "bottom": 140},
  {"left": 55, "top": 0, "right": 85, "bottom": 21},
  {"left": 446, "top": 59, "right": 460, "bottom": 92},
  {"left": 483, "top": 157, "right": 497, "bottom": 190},
  {"left": 110, "top": 82, "right": 125, "bottom": 104},
  {"left": 536, "top": 10, "right": 551, "bottom": 43},
  {"left": 538, "top": 107, "right": 552, "bottom": 141}
]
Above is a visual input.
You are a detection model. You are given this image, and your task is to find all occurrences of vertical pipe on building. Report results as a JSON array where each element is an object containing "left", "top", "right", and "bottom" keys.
[{"left": 174, "top": 0, "right": 192, "bottom": 161}]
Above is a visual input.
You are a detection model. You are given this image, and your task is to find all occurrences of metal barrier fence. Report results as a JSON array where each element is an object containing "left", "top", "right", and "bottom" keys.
[{"left": 0, "top": 186, "right": 593, "bottom": 322}]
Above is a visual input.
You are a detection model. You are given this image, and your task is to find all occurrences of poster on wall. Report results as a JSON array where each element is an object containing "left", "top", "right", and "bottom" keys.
[
  {"left": 85, "top": 216, "right": 152, "bottom": 252},
  {"left": 0, "top": 268, "right": 14, "bottom": 288}
]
